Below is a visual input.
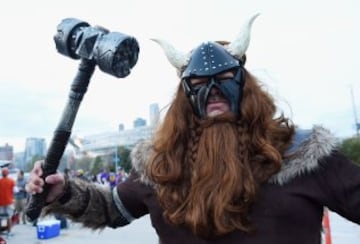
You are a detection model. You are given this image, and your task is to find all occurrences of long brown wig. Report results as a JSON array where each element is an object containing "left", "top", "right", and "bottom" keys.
[{"left": 146, "top": 69, "right": 295, "bottom": 238}]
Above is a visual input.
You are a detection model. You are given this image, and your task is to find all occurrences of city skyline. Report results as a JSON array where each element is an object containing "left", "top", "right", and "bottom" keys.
[{"left": 4, "top": 105, "right": 159, "bottom": 154}]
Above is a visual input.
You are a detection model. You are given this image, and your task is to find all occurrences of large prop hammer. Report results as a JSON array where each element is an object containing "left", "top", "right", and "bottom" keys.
[{"left": 25, "top": 18, "right": 139, "bottom": 221}]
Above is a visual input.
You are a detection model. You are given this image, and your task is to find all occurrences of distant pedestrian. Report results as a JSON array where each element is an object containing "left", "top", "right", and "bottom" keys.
[
  {"left": 115, "top": 168, "right": 127, "bottom": 185},
  {"left": 99, "top": 169, "right": 110, "bottom": 185},
  {"left": 90, "top": 174, "right": 98, "bottom": 183},
  {"left": 76, "top": 169, "right": 89, "bottom": 182},
  {"left": 108, "top": 173, "right": 117, "bottom": 189},
  {"left": 14, "top": 170, "right": 27, "bottom": 224},
  {"left": 0, "top": 168, "right": 15, "bottom": 233}
]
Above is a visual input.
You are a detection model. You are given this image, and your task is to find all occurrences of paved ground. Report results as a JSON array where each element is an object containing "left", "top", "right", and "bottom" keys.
[
  {"left": 2, "top": 215, "right": 157, "bottom": 244},
  {"left": 1, "top": 212, "right": 359, "bottom": 243}
]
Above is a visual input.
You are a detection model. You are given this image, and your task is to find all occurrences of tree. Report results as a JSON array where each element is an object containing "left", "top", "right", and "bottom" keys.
[
  {"left": 117, "top": 146, "right": 132, "bottom": 173},
  {"left": 76, "top": 155, "right": 93, "bottom": 172},
  {"left": 339, "top": 136, "right": 360, "bottom": 165},
  {"left": 91, "top": 156, "right": 104, "bottom": 176}
]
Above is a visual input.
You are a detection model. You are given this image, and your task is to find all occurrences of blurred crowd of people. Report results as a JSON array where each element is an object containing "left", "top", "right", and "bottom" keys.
[
  {"left": 64, "top": 167, "right": 128, "bottom": 189},
  {"left": 0, "top": 165, "right": 128, "bottom": 241},
  {"left": 0, "top": 168, "right": 27, "bottom": 238}
]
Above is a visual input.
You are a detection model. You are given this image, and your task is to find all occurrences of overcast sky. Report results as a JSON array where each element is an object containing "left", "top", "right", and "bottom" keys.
[{"left": 1, "top": 0, "right": 359, "bottom": 152}]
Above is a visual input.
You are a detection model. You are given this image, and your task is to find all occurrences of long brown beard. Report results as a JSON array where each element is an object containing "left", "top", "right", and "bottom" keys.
[
  {"left": 161, "top": 113, "right": 258, "bottom": 238},
  {"left": 148, "top": 71, "right": 294, "bottom": 239}
]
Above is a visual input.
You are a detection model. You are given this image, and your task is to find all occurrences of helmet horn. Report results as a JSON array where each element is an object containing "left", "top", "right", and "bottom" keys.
[
  {"left": 226, "top": 13, "right": 260, "bottom": 59},
  {"left": 151, "top": 38, "right": 189, "bottom": 70}
]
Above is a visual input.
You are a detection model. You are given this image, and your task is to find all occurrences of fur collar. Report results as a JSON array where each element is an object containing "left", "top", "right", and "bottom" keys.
[
  {"left": 269, "top": 125, "right": 338, "bottom": 185},
  {"left": 130, "top": 125, "right": 339, "bottom": 186},
  {"left": 130, "top": 139, "right": 154, "bottom": 186}
]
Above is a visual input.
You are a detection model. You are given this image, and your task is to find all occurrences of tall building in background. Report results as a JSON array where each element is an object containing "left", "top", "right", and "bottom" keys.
[
  {"left": 133, "top": 118, "right": 146, "bottom": 128},
  {"left": 118, "top": 123, "right": 125, "bottom": 131},
  {"left": 14, "top": 152, "right": 25, "bottom": 170},
  {"left": 24, "top": 137, "right": 46, "bottom": 164},
  {"left": 0, "top": 143, "right": 13, "bottom": 161},
  {"left": 149, "top": 103, "right": 160, "bottom": 127}
]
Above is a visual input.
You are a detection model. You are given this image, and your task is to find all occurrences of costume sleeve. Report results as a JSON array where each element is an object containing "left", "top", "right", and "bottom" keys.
[
  {"left": 43, "top": 177, "right": 132, "bottom": 230},
  {"left": 317, "top": 150, "right": 360, "bottom": 224},
  {"left": 115, "top": 170, "right": 150, "bottom": 219}
]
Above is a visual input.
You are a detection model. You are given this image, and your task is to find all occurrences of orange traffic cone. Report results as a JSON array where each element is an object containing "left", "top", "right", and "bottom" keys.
[{"left": 322, "top": 208, "right": 332, "bottom": 244}]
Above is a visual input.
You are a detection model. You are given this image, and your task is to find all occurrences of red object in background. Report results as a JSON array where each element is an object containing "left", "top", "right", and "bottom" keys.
[
  {"left": 322, "top": 208, "right": 332, "bottom": 244},
  {"left": 0, "top": 236, "right": 7, "bottom": 244},
  {"left": 11, "top": 213, "right": 19, "bottom": 225}
]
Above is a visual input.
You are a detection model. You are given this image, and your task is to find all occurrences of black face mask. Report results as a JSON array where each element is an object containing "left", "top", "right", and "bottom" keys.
[
  {"left": 180, "top": 42, "right": 245, "bottom": 118},
  {"left": 182, "top": 68, "right": 244, "bottom": 118}
]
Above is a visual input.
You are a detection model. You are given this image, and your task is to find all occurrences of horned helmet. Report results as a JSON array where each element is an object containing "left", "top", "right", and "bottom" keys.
[{"left": 152, "top": 13, "right": 259, "bottom": 118}]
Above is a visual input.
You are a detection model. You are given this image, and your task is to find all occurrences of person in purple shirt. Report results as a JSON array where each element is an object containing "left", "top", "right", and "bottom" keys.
[
  {"left": 108, "top": 173, "right": 117, "bottom": 189},
  {"left": 115, "top": 168, "right": 127, "bottom": 185},
  {"left": 98, "top": 169, "right": 110, "bottom": 185}
]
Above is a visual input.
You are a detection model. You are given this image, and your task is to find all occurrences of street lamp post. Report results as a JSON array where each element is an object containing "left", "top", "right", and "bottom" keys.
[
  {"left": 350, "top": 86, "right": 360, "bottom": 137},
  {"left": 114, "top": 147, "right": 120, "bottom": 170}
]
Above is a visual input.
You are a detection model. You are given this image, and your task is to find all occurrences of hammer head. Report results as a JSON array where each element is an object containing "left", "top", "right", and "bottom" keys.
[{"left": 54, "top": 18, "right": 139, "bottom": 78}]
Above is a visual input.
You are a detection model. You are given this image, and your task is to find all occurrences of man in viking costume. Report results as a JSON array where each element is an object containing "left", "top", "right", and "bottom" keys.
[{"left": 26, "top": 14, "right": 360, "bottom": 243}]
